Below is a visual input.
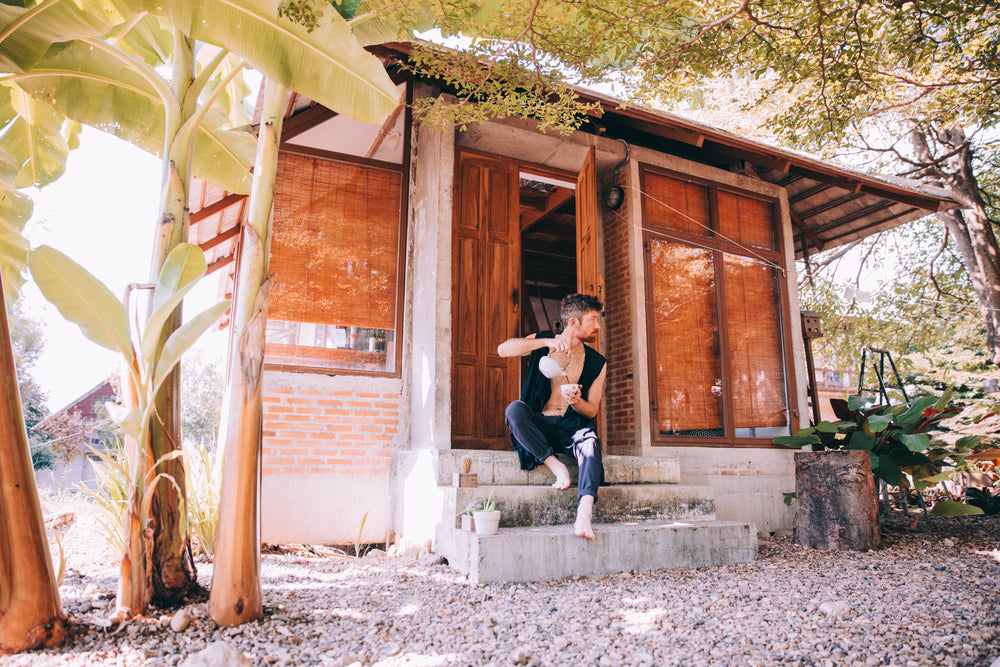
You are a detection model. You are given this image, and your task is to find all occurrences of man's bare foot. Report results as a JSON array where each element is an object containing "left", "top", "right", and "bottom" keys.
[
  {"left": 544, "top": 456, "right": 572, "bottom": 490},
  {"left": 575, "top": 495, "right": 595, "bottom": 540}
]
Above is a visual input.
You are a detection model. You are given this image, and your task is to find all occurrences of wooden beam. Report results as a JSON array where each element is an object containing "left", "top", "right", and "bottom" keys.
[
  {"left": 796, "top": 192, "right": 865, "bottom": 220},
  {"left": 788, "top": 182, "right": 834, "bottom": 204},
  {"left": 190, "top": 193, "right": 247, "bottom": 223},
  {"left": 789, "top": 209, "right": 826, "bottom": 252},
  {"left": 204, "top": 254, "right": 235, "bottom": 276},
  {"left": 811, "top": 200, "right": 896, "bottom": 235},
  {"left": 520, "top": 187, "right": 575, "bottom": 232},
  {"left": 198, "top": 222, "right": 242, "bottom": 253},
  {"left": 365, "top": 103, "right": 405, "bottom": 159},
  {"left": 280, "top": 104, "right": 336, "bottom": 141}
]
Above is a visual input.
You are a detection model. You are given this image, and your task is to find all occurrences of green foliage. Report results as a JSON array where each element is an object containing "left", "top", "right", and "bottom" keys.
[
  {"left": 181, "top": 356, "right": 224, "bottom": 450},
  {"left": 457, "top": 488, "right": 497, "bottom": 515},
  {"left": 799, "top": 220, "right": 984, "bottom": 377},
  {"left": 964, "top": 487, "right": 1000, "bottom": 516},
  {"left": 929, "top": 500, "right": 984, "bottom": 517},
  {"left": 775, "top": 390, "right": 983, "bottom": 497},
  {"left": 354, "top": 510, "right": 369, "bottom": 558},
  {"left": 77, "top": 438, "right": 130, "bottom": 556},
  {"left": 32, "top": 242, "right": 229, "bottom": 588},
  {"left": 183, "top": 438, "right": 220, "bottom": 558},
  {"left": 79, "top": 436, "right": 221, "bottom": 559}
]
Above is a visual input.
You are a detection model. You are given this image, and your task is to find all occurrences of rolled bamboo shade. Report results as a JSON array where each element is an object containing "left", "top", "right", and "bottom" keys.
[
  {"left": 717, "top": 190, "right": 777, "bottom": 251},
  {"left": 649, "top": 239, "right": 723, "bottom": 433},
  {"left": 725, "top": 254, "right": 788, "bottom": 429},
  {"left": 643, "top": 171, "right": 711, "bottom": 237},
  {"left": 269, "top": 152, "right": 402, "bottom": 331}
]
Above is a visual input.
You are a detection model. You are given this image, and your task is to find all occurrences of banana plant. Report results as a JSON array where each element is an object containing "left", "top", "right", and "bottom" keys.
[
  {"left": 0, "top": 0, "right": 402, "bottom": 605},
  {"left": 0, "top": 142, "right": 69, "bottom": 652},
  {"left": 28, "top": 242, "right": 230, "bottom": 617}
]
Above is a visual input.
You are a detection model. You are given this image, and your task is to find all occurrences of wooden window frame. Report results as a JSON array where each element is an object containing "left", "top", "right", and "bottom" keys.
[
  {"left": 640, "top": 164, "right": 799, "bottom": 448},
  {"left": 263, "top": 94, "right": 411, "bottom": 379}
]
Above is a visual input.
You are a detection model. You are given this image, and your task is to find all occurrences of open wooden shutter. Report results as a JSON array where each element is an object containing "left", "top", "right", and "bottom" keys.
[
  {"left": 452, "top": 151, "right": 520, "bottom": 449},
  {"left": 576, "top": 146, "right": 603, "bottom": 307}
]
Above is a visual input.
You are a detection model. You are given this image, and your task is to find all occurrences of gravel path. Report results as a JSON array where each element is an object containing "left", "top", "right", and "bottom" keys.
[{"left": 4, "top": 494, "right": 999, "bottom": 667}]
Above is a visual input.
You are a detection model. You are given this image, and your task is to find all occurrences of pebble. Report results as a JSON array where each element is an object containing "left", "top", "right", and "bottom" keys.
[
  {"left": 10, "top": 504, "right": 1000, "bottom": 667},
  {"left": 170, "top": 609, "right": 191, "bottom": 632}
]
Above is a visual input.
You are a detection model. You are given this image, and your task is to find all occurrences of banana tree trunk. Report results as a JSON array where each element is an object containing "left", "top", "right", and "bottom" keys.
[
  {"left": 0, "top": 277, "right": 67, "bottom": 652},
  {"left": 210, "top": 79, "right": 288, "bottom": 626},
  {"left": 115, "top": 351, "right": 152, "bottom": 617},
  {"left": 144, "top": 31, "right": 198, "bottom": 607}
]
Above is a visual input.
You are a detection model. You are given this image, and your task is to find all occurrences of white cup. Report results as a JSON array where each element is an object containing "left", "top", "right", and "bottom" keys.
[{"left": 561, "top": 383, "right": 580, "bottom": 398}]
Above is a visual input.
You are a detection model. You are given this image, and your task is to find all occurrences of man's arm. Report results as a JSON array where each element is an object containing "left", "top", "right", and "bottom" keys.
[
  {"left": 497, "top": 332, "right": 571, "bottom": 358},
  {"left": 565, "top": 365, "right": 606, "bottom": 420}
]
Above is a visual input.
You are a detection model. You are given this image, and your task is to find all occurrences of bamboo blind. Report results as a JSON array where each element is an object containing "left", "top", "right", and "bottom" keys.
[
  {"left": 717, "top": 190, "right": 777, "bottom": 251},
  {"left": 649, "top": 239, "right": 723, "bottom": 433},
  {"left": 724, "top": 255, "right": 788, "bottom": 429},
  {"left": 643, "top": 171, "right": 711, "bottom": 236},
  {"left": 269, "top": 152, "right": 402, "bottom": 331}
]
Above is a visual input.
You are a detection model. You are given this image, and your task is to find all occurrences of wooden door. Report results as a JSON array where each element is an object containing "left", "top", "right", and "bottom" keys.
[
  {"left": 452, "top": 151, "right": 520, "bottom": 449},
  {"left": 576, "top": 146, "right": 604, "bottom": 347}
]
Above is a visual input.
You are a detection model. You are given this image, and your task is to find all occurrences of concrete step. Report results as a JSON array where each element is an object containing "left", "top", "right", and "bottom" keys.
[
  {"left": 444, "top": 484, "right": 715, "bottom": 529},
  {"left": 437, "top": 519, "right": 757, "bottom": 584},
  {"left": 438, "top": 449, "right": 680, "bottom": 487}
]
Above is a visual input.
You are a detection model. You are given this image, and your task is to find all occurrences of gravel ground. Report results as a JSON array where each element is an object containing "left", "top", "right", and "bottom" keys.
[{"left": 4, "top": 493, "right": 999, "bottom": 667}]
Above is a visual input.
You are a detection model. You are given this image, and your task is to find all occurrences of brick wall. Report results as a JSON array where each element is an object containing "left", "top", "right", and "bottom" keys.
[
  {"left": 259, "top": 372, "right": 402, "bottom": 544},
  {"left": 602, "top": 169, "right": 637, "bottom": 454},
  {"left": 262, "top": 385, "right": 399, "bottom": 477}
]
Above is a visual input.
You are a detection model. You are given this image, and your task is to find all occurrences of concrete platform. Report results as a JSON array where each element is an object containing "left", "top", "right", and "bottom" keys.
[
  {"left": 444, "top": 484, "right": 716, "bottom": 529},
  {"left": 435, "top": 449, "right": 681, "bottom": 486},
  {"left": 439, "top": 519, "right": 758, "bottom": 584}
]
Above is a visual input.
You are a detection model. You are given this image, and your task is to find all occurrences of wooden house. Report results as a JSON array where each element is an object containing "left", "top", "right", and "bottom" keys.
[{"left": 188, "top": 49, "right": 953, "bottom": 550}]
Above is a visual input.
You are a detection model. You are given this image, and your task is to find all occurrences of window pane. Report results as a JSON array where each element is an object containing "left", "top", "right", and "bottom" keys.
[
  {"left": 642, "top": 171, "right": 712, "bottom": 237},
  {"left": 724, "top": 254, "right": 790, "bottom": 437},
  {"left": 717, "top": 190, "right": 778, "bottom": 251},
  {"left": 266, "top": 152, "right": 402, "bottom": 373},
  {"left": 649, "top": 239, "right": 723, "bottom": 435}
]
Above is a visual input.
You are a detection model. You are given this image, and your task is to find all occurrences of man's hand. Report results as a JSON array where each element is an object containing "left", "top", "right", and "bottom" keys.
[
  {"left": 546, "top": 335, "right": 572, "bottom": 354},
  {"left": 560, "top": 383, "right": 582, "bottom": 405}
]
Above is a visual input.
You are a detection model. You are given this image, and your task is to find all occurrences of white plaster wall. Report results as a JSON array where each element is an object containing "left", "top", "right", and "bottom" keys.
[{"left": 262, "top": 474, "right": 392, "bottom": 545}]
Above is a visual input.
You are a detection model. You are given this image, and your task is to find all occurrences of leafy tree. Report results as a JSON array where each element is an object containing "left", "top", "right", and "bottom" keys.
[
  {"left": 635, "top": 0, "right": 1000, "bottom": 364},
  {"left": 180, "top": 355, "right": 224, "bottom": 449},
  {"left": 7, "top": 299, "right": 54, "bottom": 468}
]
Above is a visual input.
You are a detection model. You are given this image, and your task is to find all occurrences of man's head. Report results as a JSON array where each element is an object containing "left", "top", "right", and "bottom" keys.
[{"left": 560, "top": 293, "right": 602, "bottom": 343}]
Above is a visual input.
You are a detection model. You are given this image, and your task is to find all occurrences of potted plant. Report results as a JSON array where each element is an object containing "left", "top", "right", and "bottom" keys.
[{"left": 457, "top": 489, "right": 500, "bottom": 536}]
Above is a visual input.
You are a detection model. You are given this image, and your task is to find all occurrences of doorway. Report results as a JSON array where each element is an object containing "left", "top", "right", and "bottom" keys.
[{"left": 451, "top": 149, "right": 600, "bottom": 450}]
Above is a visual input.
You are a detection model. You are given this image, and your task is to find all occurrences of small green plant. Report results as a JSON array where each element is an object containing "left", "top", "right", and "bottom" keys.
[
  {"left": 354, "top": 510, "right": 370, "bottom": 558},
  {"left": 78, "top": 439, "right": 130, "bottom": 556},
  {"left": 457, "top": 488, "right": 496, "bottom": 515},
  {"left": 184, "top": 439, "right": 220, "bottom": 558}
]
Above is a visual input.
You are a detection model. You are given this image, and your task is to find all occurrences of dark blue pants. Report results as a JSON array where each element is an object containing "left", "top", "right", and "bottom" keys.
[{"left": 505, "top": 400, "right": 603, "bottom": 501}]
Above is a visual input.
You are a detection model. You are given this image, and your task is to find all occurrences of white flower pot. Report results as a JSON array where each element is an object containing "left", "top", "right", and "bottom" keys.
[{"left": 472, "top": 510, "right": 501, "bottom": 536}]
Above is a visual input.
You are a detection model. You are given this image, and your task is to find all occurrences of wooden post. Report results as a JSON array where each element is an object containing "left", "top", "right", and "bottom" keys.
[{"left": 793, "top": 450, "right": 880, "bottom": 551}]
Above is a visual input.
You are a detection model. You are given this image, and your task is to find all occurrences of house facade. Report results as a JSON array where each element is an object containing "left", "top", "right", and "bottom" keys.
[{"left": 189, "top": 64, "right": 952, "bottom": 547}]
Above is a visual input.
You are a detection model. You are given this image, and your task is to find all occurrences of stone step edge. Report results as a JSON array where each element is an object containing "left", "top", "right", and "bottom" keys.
[
  {"left": 437, "top": 450, "right": 682, "bottom": 486},
  {"left": 437, "top": 519, "right": 758, "bottom": 583},
  {"left": 444, "top": 483, "right": 717, "bottom": 529}
]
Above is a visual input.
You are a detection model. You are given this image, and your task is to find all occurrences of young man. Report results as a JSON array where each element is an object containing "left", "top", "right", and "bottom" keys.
[{"left": 497, "top": 293, "right": 606, "bottom": 540}]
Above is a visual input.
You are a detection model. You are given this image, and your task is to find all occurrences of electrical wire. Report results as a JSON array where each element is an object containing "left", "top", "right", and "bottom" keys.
[{"left": 608, "top": 184, "right": 788, "bottom": 274}]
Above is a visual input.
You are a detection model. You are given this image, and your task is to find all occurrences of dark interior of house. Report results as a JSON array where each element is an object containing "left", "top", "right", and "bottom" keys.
[{"left": 519, "top": 174, "right": 576, "bottom": 338}]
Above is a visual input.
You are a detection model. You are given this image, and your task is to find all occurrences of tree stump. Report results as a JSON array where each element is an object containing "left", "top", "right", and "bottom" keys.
[{"left": 793, "top": 450, "right": 880, "bottom": 550}]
